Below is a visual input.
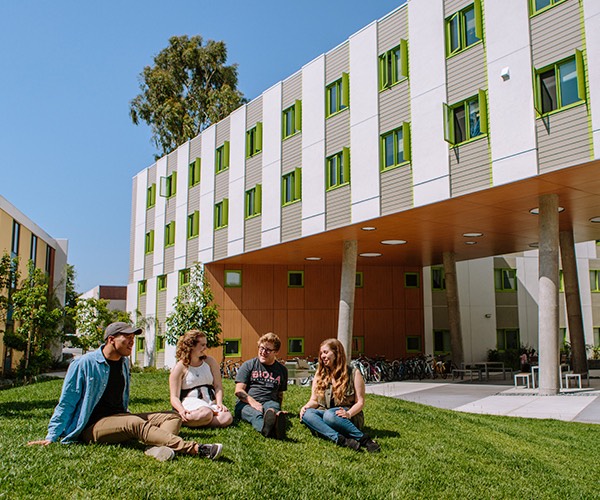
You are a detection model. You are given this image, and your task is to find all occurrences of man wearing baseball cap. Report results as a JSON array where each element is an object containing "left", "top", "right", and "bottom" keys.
[{"left": 28, "top": 322, "right": 222, "bottom": 461}]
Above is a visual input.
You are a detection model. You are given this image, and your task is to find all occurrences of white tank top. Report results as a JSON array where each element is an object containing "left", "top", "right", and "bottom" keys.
[{"left": 181, "top": 362, "right": 214, "bottom": 403}]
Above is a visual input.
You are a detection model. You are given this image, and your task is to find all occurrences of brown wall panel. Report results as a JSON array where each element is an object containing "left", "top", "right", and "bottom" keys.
[
  {"left": 363, "top": 266, "right": 394, "bottom": 309},
  {"left": 363, "top": 309, "right": 394, "bottom": 357},
  {"left": 305, "top": 266, "right": 338, "bottom": 310},
  {"left": 242, "top": 265, "right": 274, "bottom": 309}
]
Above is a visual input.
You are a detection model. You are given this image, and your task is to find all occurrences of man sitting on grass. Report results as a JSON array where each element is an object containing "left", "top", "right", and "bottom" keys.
[{"left": 28, "top": 322, "right": 222, "bottom": 462}]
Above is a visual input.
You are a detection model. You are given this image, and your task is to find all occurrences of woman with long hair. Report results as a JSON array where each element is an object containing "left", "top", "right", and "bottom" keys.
[
  {"left": 300, "top": 338, "right": 379, "bottom": 452},
  {"left": 169, "top": 330, "right": 233, "bottom": 428}
]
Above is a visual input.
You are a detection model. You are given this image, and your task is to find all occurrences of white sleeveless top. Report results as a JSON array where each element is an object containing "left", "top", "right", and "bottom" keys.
[{"left": 180, "top": 362, "right": 217, "bottom": 411}]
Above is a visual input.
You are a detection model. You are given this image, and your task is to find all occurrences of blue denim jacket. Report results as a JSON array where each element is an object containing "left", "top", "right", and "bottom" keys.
[{"left": 45, "top": 346, "right": 130, "bottom": 443}]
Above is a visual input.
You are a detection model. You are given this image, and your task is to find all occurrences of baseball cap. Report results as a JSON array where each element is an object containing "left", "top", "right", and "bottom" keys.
[{"left": 103, "top": 322, "right": 143, "bottom": 341}]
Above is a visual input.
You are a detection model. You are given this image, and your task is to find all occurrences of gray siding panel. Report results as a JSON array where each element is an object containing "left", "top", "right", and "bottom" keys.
[
  {"left": 379, "top": 83, "right": 410, "bottom": 133},
  {"left": 495, "top": 306, "right": 519, "bottom": 329},
  {"left": 167, "top": 150, "right": 178, "bottom": 175},
  {"left": 246, "top": 97, "right": 263, "bottom": 127},
  {"left": 381, "top": 166, "right": 413, "bottom": 215},
  {"left": 326, "top": 185, "right": 351, "bottom": 229},
  {"left": 138, "top": 294, "right": 147, "bottom": 317},
  {"left": 157, "top": 290, "right": 167, "bottom": 323},
  {"left": 445, "top": 0, "right": 474, "bottom": 16},
  {"left": 188, "top": 185, "right": 200, "bottom": 212},
  {"left": 165, "top": 196, "right": 176, "bottom": 223},
  {"left": 129, "top": 177, "right": 137, "bottom": 282},
  {"left": 537, "top": 105, "right": 591, "bottom": 174},
  {"left": 282, "top": 133, "right": 302, "bottom": 174},
  {"left": 378, "top": 6, "right": 408, "bottom": 53},
  {"left": 216, "top": 118, "right": 230, "bottom": 147},
  {"left": 282, "top": 72, "right": 302, "bottom": 109},
  {"left": 189, "top": 136, "right": 202, "bottom": 161},
  {"left": 325, "top": 42, "right": 349, "bottom": 83},
  {"left": 245, "top": 155, "right": 262, "bottom": 188},
  {"left": 186, "top": 237, "right": 199, "bottom": 268},
  {"left": 281, "top": 202, "right": 302, "bottom": 242},
  {"left": 446, "top": 43, "right": 486, "bottom": 104},
  {"left": 450, "top": 138, "right": 491, "bottom": 197},
  {"left": 215, "top": 171, "right": 229, "bottom": 201},
  {"left": 244, "top": 216, "right": 261, "bottom": 252},
  {"left": 148, "top": 164, "right": 157, "bottom": 184},
  {"left": 214, "top": 229, "right": 228, "bottom": 260},
  {"left": 144, "top": 253, "right": 153, "bottom": 280},
  {"left": 325, "top": 111, "right": 350, "bottom": 156},
  {"left": 164, "top": 245, "right": 174, "bottom": 275},
  {"left": 145, "top": 207, "right": 155, "bottom": 231}
]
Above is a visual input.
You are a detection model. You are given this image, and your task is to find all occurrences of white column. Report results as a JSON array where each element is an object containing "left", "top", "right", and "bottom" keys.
[{"left": 337, "top": 240, "right": 357, "bottom": 362}]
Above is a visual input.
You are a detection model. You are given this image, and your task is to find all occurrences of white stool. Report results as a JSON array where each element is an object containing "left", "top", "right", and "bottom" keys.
[
  {"left": 514, "top": 373, "right": 532, "bottom": 388},
  {"left": 563, "top": 373, "right": 582, "bottom": 389}
]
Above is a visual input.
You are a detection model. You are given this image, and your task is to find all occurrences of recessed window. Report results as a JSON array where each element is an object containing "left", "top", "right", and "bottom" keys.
[
  {"left": 495, "top": 268, "right": 517, "bottom": 292},
  {"left": 535, "top": 53, "right": 585, "bottom": 115},
  {"left": 282, "top": 168, "right": 302, "bottom": 205},
  {"left": 224, "top": 270, "right": 242, "bottom": 287},
  {"left": 164, "top": 221, "right": 176, "bottom": 247},
  {"left": 214, "top": 199, "right": 229, "bottom": 230},
  {"left": 179, "top": 268, "right": 190, "bottom": 288},
  {"left": 379, "top": 40, "right": 408, "bottom": 90},
  {"left": 189, "top": 158, "right": 201, "bottom": 187},
  {"left": 138, "top": 280, "right": 147, "bottom": 296},
  {"left": 381, "top": 123, "right": 411, "bottom": 170},
  {"left": 444, "top": 91, "right": 488, "bottom": 146},
  {"left": 137, "top": 336, "right": 145, "bottom": 353},
  {"left": 245, "top": 185, "right": 262, "bottom": 219},
  {"left": 352, "top": 336, "right": 365, "bottom": 356},
  {"left": 326, "top": 73, "right": 349, "bottom": 117},
  {"left": 594, "top": 327, "right": 600, "bottom": 346},
  {"left": 288, "top": 271, "right": 304, "bottom": 288},
  {"left": 432, "top": 267, "right": 445, "bottom": 291},
  {"left": 146, "top": 183, "right": 156, "bottom": 208},
  {"left": 590, "top": 270, "right": 600, "bottom": 292},
  {"left": 160, "top": 172, "right": 177, "bottom": 198},
  {"left": 405, "top": 272, "right": 420, "bottom": 288},
  {"left": 156, "top": 336, "right": 166, "bottom": 352},
  {"left": 326, "top": 148, "right": 350, "bottom": 190},
  {"left": 11, "top": 221, "right": 20, "bottom": 257},
  {"left": 497, "top": 329, "right": 520, "bottom": 351},
  {"left": 446, "top": 1, "right": 482, "bottom": 57},
  {"left": 433, "top": 330, "right": 451, "bottom": 355},
  {"left": 283, "top": 100, "right": 302, "bottom": 139},
  {"left": 406, "top": 336, "right": 422, "bottom": 353},
  {"left": 187, "top": 211, "right": 199, "bottom": 239},
  {"left": 30, "top": 234, "right": 38, "bottom": 265},
  {"left": 246, "top": 123, "right": 263, "bottom": 158},
  {"left": 215, "top": 141, "right": 230, "bottom": 173},
  {"left": 530, "top": 0, "right": 566, "bottom": 15},
  {"left": 145, "top": 230, "right": 155, "bottom": 254},
  {"left": 355, "top": 272, "right": 364, "bottom": 288},
  {"left": 224, "top": 338, "right": 241, "bottom": 357},
  {"left": 288, "top": 337, "right": 304, "bottom": 355},
  {"left": 157, "top": 275, "right": 167, "bottom": 291}
]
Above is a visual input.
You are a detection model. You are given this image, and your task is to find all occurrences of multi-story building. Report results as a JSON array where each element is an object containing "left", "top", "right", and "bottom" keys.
[
  {"left": 129, "top": 0, "right": 600, "bottom": 372},
  {"left": 0, "top": 195, "right": 68, "bottom": 374}
]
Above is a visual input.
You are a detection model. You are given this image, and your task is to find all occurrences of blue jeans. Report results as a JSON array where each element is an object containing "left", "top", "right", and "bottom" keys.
[
  {"left": 235, "top": 400, "right": 281, "bottom": 433},
  {"left": 301, "top": 407, "right": 364, "bottom": 443}
]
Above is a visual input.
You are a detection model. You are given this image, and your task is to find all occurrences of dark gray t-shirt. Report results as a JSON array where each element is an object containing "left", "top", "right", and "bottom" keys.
[{"left": 235, "top": 357, "right": 288, "bottom": 404}]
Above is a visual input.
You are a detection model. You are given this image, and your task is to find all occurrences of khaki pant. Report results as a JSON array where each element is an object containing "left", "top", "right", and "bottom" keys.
[{"left": 79, "top": 412, "right": 196, "bottom": 454}]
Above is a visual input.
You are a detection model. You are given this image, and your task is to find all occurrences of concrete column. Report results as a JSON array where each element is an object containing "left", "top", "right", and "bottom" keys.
[
  {"left": 538, "top": 194, "right": 560, "bottom": 395},
  {"left": 443, "top": 251, "right": 464, "bottom": 367},
  {"left": 337, "top": 240, "right": 357, "bottom": 363},
  {"left": 559, "top": 229, "right": 588, "bottom": 375}
]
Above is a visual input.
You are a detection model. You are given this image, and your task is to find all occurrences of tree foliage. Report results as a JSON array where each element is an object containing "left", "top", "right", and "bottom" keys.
[
  {"left": 130, "top": 35, "right": 245, "bottom": 157},
  {"left": 165, "top": 263, "right": 221, "bottom": 347},
  {"left": 74, "top": 297, "right": 131, "bottom": 352}
]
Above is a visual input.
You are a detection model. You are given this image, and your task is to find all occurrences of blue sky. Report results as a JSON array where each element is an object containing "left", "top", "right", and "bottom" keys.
[{"left": 0, "top": 0, "right": 404, "bottom": 293}]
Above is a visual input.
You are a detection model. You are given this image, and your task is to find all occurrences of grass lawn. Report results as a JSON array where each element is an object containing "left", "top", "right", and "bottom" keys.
[{"left": 0, "top": 372, "right": 598, "bottom": 499}]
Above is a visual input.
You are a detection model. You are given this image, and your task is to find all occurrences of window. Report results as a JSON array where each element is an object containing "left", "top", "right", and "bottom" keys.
[
  {"left": 530, "top": 0, "right": 566, "bottom": 15},
  {"left": 594, "top": 327, "right": 600, "bottom": 346},
  {"left": 288, "top": 271, "right": 304, "bottom": 288},
  {"left": 224, "top": 338, "right": 241, "bottom": 357},
  {"left": 11, "top": 221, "right": 20, "bottom": 257},
  {"left": 495, "top": 268, "right": 517, "bottom": 292},
  {"left": 214, "top": 199, "right": 229, "bottom": 229},
  {"left": 352, "top": 336, "right": 365, "bottom": 356},
  {"left": 497, "top": 329, "right": 520, "bottom": 351},
  {"left": 590, "top": 270, "right": 600, "bottom": 292},
  {"left": 535, "top": 53, "right": 585, "bottom": 115},
  {"left": 45, "top": 246, "right": 53, "bottom": 275},
  {"left": 559, "top": 270, "right": 564, "bottom": 292},
  {"left": 187, "top": 211, "right": 199, "bottom": 239},
  {"left": 405, "top": 272, "right": 420, "bottom": 288},
  {"left": 224, "top": 270, "right": 242, "bottom": 287},
  {"left": 326, "top": 73, "right": 349, "bottom": 117},
  {"left": 446, "top": 1, "right": 482, "bottom": 57},
  {"left": 145, "top": 230, "right": 155, "bottom": 253},
  {"left": 282, "top": 168, "right": 302, "bottom": 205},
  {"left": 157, "top": 275, "right": 167, "bottom": 291},
  {"left": 138, "top": 280, "right": 147, "bottom": 296},
  {"left": 443, "top": 90, "right": 488, "bottom": 146},
  {"left": 179, "top": 268, "right": 190, "bottom": 288},
  {"left": 189, "top": 158, "right": 201, "bottom": 187},
  {"left": 355, "top": 272, "right": 364, "bottom": 288},
  {"left": 137, "top": 336, "right": 145, "bottom": 353},
  {"left": 434, "top": 330, "right": 451, "bottom": 354},
  {"left": 326, "top": 148, "right": 350, "bottom": 190},
  {"left": 246, "top": 123, "right": 263, "bottom": 158},
  {"left": 379, "top": 40, "right": 408, "bottom": 90},
  {"left": 164, "top": 221, "right": 176, "bottom": 247},
  {"left": 245, "top": 185, "right": 262, "bottom": 218},
  {"left": 215, "top": 141, "right": 230, "bottom": 173},
  {"left": 159, "top": 172, "right": 177, "bottom": 198},
  {"left": 147, "top": 183, "right": 156, "bottom": 208},
  {"left": 381, "top": 123, "right": 411, "bottom": 170},
  {"left": 406, "top": 336, "right": 422, "bottom": 353},
  {"left": 283, "top": 100, "right": 302, "bottom": 139},
  {"left": 30, "top": 234, "right": 38, "bottom": 265},
  {"left": 288, "top": 337, "right": 304, "bottom": 355},
  {"left": 432, "top": 267, "right": 445, "bottom": 291}
]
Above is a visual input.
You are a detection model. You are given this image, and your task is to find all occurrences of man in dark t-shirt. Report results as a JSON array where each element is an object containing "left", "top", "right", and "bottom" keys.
[{"left": 235, "top": 332, "right": 288, "bottom": 439}]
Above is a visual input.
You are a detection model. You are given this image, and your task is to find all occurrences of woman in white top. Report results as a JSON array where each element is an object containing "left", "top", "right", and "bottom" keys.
[{"left": 169, "top": 330, "right": 233, "bottom": 428}]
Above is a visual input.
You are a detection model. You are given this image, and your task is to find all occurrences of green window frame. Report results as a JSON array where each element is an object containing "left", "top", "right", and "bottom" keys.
[
  {"left": 156, "top": 336, "right": 166, "bottom": 353},
  {"left": 497, "top": 329, "right": 520, "bottom": 351},
  {"left": 288, "top": 271, "right": 304, "bottom": 288},
  {"left": 137, "top": 336, "right": 145, "bottom": 353},
  {"left": 160, "top": 172, "right": 177, "bottom": 198},
  {"left": 282, "top": 168, "right": 302, "bottom": 205},
  {"left": 379, "top": 39, "right": 408, "bottom": 90},
  {"left": 189, "top": 158, "right": 201, "bottom": 187},
  {"left": 146, "top": 183, "right": 156, "bottom": 208},
  {"left": 534, "top": 53, "right": 585, "bottom": 116},
  {"left": 530, "top": 0, "right": 567, "bottom": 15},
  {"left": 138, "top": 280, "right": 147, "bottom": 296},
  {"left": 381, "top": 123, "right": 411, "bottom": 170},
  {"left": 144, "top": 230, "right": 155, "bottom": 254},
  {"left": 187, "top": 211, "right": 199, "bottom": 239},
  {"left": 444, "top": 90, "right": 488, "bottom": 146},
  {"left": 406, "top": 336, "right": 422, "bottom": 353},
  {"left": 283, "top": 100, "right": 302, "bottom": 139},
  {"left": 559, "top": 270, "right": 564, "bottom": 292},
  {"left": 164, "top": 221, "right": 176, "bottom": 247},
  {"left": 157, "top": 274, "right": 167, "bottom": 291},
  {"left": 433, "top": 330, "right": 451, "bottom": 355},
  {"left": 214, "top": 199, "right": 229, "bottom": 230},
  {"left": 224, "top": 338, "right": 241, "bottom": 357},
  {"left": 594, "top": 327, "right": 600, "bottom": 347},
  {"left": 590, "top": 270, "right": 600, "bottom": 292},
  {"left": 326, "top": 147, "right": 350, "bottom": 190},
  {"left": 495, "top": 268, "right": 517, "bottom": 292},
  {"left": 179, "top": 268, "right": 190, "bottom": 289},
  {"left": 352, "top": 336, "right": 365, "bottom": 356},
  {"left": 355, "top": 272, "right": 364, "bottom": 288},
  {"left": 246, "top": 123, "right": 263, "bottom": 158},
  {"left": 288, "top": 337, "right": 305, "bottom": 356},
  {"left": 326, "top": 72, "right": 349, "bottom": 117},
  {"left": 405, "top": 272, "right": 420, "bottom": 288},
  {"left": 215, "top": 141, "right": 230, "bottom": 173},
  {"left": 224, "top": 269, "right": 242, "bottom": 287},
  {"left": 432, "top": 267, "right": 446, "bottom": 291},
  {"left": 245, "top": 184, "right": 262, "bottom": 219},
  {"left": 446, "top": 1, "right": 483, "bottom": 57}
]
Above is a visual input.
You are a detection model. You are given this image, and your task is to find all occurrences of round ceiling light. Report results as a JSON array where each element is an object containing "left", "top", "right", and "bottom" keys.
[
  {"left": 462, "top": 232, "right": 483, "bottom": 238},
  {"left": 589, "top": 217, "right": 600, "bottom": 223},
  {"left": 305, "top": 257, "right": 321, "bottom": 261},
  {"left": 361, "top": 226, "right": 377, "bottom": 231},
  {"left": 380, "top": 240, "right": 407, "bottom": 245},
  {"left": 464, "top": 241, "right": 477, "bottom": 245},
  {"left": 529, "top": 207, "right": 565, "bottom": 215},
  {"left": 359, "top": 252, "right": 382, "bottom": 258}
]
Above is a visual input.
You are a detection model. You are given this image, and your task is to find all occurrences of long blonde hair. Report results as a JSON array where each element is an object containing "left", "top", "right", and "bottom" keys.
[
  {"left": 175, "top": 330, "right": 207, "bottom": 366},
  {"left": 315, "top": 338, "right": 350, "bottom": 403}
]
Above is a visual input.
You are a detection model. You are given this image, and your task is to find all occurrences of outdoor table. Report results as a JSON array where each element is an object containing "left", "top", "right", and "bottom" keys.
[{"left": 469, "top": 361, "right": 507, "bottom": 380}]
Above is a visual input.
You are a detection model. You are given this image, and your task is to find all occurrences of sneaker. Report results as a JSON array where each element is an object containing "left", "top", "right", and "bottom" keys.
[
  {"left": 145, "top": 446, "right": 175, "bottom": 462},
  {"left": 197, "top": 443, "right": 223, "bottom": 460},
  {"left": 275, "top": 411, "right": 287, "bottom": 440},
  {"left": 336, "top": 435, "right": 360, "bottom": 451},
  {"left": 261, "top": 408, "right": 277, "bottom": 437},
  {"left": 359, "top": 435, "right": 381, "bottom": 453}
]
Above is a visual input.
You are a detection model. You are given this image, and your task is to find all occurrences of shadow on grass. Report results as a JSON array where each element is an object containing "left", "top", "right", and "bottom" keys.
[{"left": 0, "top": 399, "right": 57, "bottom": 417}]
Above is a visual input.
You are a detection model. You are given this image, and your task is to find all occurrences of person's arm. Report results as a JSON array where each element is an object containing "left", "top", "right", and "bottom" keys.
[
  {"left": 169, "top": 362, "right": 190, "bottom": 422},
  {"left": 336, "top": 368, "right": 365, "bottom": 419},
  {"left": 299, "top": 377, "right": 320, "bottom": 419},
  {"left": 206, "top": 356, "right": 227, "bottom": 411},
  {"left": 234, "top": 382, "right": 263, "bottom": 412}
]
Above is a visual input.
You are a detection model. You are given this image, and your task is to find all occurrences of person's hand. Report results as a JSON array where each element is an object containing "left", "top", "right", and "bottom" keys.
[
  {"left": 250, "top": 400, "right": 263, "bottom": 413},
  {"left": 216, "top": 404, "right": 229, "bottom": 413},
  {"left": 27, "top": 440, "right": 52, "bottom": 446},
  {"left": 177, "top": 409, "right": 191, "bottom": 422},
  {"left": 335, "top": 408, "right": 351, "bottom": 419},
  {"left": 300, "top": 406, "right": 308, "bottom": 419}
]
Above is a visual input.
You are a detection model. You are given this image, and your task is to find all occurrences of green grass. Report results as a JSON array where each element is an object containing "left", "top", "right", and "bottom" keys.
[{"left": 1, "top": 372, "right": 598, "bottom": 499}]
